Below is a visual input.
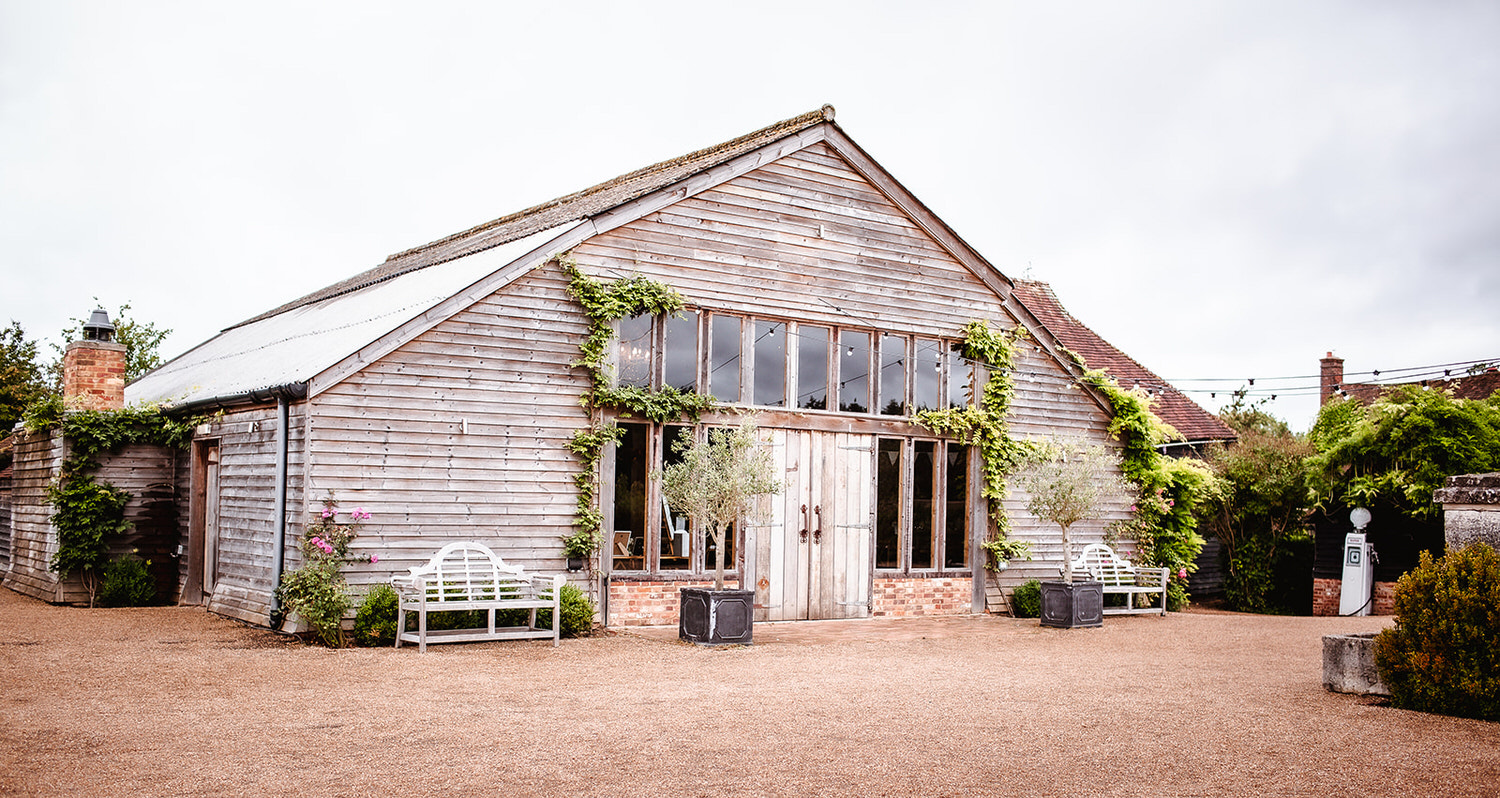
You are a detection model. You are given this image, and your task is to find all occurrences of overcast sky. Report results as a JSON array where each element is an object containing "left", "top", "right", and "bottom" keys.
[{"left": 3, "top": 1, "right": 1497, "bottom": 431}]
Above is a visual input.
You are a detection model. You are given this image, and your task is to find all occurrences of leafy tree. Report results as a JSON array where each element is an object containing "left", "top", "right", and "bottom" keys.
[
  {"left": 1307, "top": 386, "right": 1500, "bottom": 523},
  {"left": 0, "top": 320, "right": 47, "bottom": 433},
  {"left": 658, "top": 419, "right": 782, "bottom": 590},
  {"left": 48, "top": 301, "right": 171, "bottom": 388},
  {"left": 1011, "top": 438, "right": 1133, "bottom": 582},
  {"left": 1201, "top": 426, "right": 1313, "bottom": 612}
]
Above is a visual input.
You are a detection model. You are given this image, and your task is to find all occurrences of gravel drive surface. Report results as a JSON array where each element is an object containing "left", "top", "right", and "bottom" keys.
[{"left": 1, "top": 587, "right": 1496, "bottom": 797}]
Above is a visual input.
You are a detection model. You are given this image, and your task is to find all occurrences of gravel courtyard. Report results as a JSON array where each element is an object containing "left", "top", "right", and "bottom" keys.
[{"left": 1, "top": 587, "right": 1496, "bottom": 797}]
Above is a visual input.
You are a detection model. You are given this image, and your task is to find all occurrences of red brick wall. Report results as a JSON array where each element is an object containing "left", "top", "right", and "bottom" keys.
[
  {"left": 607, "top": 579, "right": 738, "bottom": 627},
  {"left": 1313, "top": 577, "right": 1396, "bottom": 616},
  {"left": 62, "top": 340, "right": 126, "bottom": 411},
  {"left": 871, "top": 576, "right": 972, "bottom": 617}
]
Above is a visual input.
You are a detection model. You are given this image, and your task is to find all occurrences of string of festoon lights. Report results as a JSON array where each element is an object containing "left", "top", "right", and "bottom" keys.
[{"left": 599, "top": 271, "right": 1497, "bottom": 405}]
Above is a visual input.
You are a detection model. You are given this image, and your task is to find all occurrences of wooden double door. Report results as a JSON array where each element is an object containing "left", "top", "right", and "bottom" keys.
[{"left": 753, "top": 430, "right": 873, "bottom": 621}]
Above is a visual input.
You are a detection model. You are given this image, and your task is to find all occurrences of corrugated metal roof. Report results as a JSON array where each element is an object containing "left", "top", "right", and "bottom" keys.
[{"left": 126, "top": 223, "right": 577, "bottom": 409}]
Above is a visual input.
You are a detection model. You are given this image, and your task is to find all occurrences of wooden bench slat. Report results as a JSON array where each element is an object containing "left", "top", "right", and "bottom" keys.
[
  {"left": 1068, "top": 543, "right": 1168, "bottom": 617},
  {"left": 392, "top": 541, "right": 563, "bottom": 652}
]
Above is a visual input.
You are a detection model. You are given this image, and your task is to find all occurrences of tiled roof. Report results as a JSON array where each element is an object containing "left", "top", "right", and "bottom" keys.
[
  {"left": 1342, "top": 370, "right": 1500, "bottom": 404},
  {"left": 236, "top": 106, "right": 838, "bottom": 328},
  {"left": 1013, "top": 280, "right": 1236, "bottom": 444}
]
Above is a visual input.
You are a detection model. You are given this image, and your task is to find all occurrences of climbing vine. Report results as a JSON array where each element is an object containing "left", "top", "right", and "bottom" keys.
[
  {"left": 913, "top": 320, "right": 1034, "bottom": 567},
  {"left": 561, "top": 256, "right": 715, "bottom": 570},
  {"left": 23, "top": 395, "right": 207, "bottom": 605},
  {"left": 1069, "top": 352, "right": 1218, "bottom": 610}
]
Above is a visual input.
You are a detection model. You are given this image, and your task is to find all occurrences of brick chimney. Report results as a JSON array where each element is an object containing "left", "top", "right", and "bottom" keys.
[
  {"left": 62, "top": 308, "right": 127, "bottom": 411},
  {"left": 1319, "top": 351, "right": 1344, "bottom": 406}
]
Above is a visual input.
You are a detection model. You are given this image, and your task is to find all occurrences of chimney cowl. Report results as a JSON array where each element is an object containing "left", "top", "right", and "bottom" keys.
[{"left": 82, "top": 308, "right": 116, "bottom": 342}]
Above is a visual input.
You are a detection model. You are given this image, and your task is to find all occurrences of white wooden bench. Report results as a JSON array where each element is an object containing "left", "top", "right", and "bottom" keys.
[
  {"left": 1069, "top": 543, "right": 1169, "bottom": 616},
  {"left": 391, "top": 542, "right": 564, "bottom": 652}
]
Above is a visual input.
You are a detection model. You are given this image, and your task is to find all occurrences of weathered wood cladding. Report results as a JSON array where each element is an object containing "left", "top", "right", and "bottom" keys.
[
  {"left": 91, "top": 443, "right": 179, "bottom": 603},
  {"left": 0, "top": 468, "right": 11, "bottom": 570},
  {"left": 2, "top": 429, "right": 65, "bottom": 601},
  {"left": 2, "top": 432, "right": 187, "bottom": 606},
  {"left": 305, "top": 266, "right": 591, "bottom": 592},
  {"left": 571, "top": 140, "right": 1133, "bottom": 592},
  {"left": 188, "top": 403, "right": 306, "bottom": 624}
]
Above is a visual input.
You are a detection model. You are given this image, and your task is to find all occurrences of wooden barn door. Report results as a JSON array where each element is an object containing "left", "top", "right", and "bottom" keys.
[
  {"left": 202, "top": 446, "right": 222, "bottom": 596},
  {"left": 755, "top": 430, "right": 873, "bottom": 621}
]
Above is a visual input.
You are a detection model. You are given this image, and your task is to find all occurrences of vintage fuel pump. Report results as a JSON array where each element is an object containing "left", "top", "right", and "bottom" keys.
[{"left": 1339, "top": 507, "right": 1377, "bottom": 616}]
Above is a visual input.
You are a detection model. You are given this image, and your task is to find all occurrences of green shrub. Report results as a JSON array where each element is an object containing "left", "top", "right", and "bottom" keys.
[
  {"left": 97, "top": 555, "right": 157, "bottom": 607},
  {"left": 353, "top": 584, "right": 399, "bottom": 647},
  {"left": 1374, "top": 544, "right": 1500, "bottom": 721},
  {"left": 1011, "top": 580, "right": 1042, "bottom": 618}
]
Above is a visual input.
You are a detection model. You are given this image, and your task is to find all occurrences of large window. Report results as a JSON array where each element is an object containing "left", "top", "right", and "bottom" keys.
[
  {"left": 875, "top": 437, "right": 970, "bottom": 573},
  {"left": 610, "top": 423, "right": 739, "bottom": 576},
  {"left": 752, "top": 321, "right": 786, "bottom": 407},
  {"left": 797, "top": 325, "right": 830, "bottom": 410},
  {"left": 613, "top": 308, "right": 977, "bottom": 417},
  {"left": 709, "top": 315, "right": 741, "bottom": 403}
]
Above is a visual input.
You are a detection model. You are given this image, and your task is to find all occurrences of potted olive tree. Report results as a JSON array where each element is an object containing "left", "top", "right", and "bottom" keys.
[
  {"left": 658, "top": 419, "right": 781, "bottom": 645},
  {"left": 1012, "top": 438, "right": 1132, "bottom": 629}
]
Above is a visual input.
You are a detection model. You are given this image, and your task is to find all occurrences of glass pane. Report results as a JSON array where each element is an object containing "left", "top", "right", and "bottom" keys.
[
  {"left": 753, "top": 321, "right": 786, "bottom": 407},
  {"left": 797, "top": 326, "right": 829, "bottom": 410},
  {"left": 912, "top": 441, "right": 936, "bottom": 569},
  {"left": 879, "top": 334, "right": 907, "bottom": 416},
  {"left": 945, "top": 445, "right": 969, "bottom": 568},
  {"left": 838, "top": 330, "right": 870, "bottom": 413},
  {"left": 709, "top": 315, "right": 741, "bottom": 403},
  {"left": 617, "top": 314, "right": 653, "bottom": 389},
  {"left": 663, "top": 311, "right": 699, "bottom": 393},
  {"left": 660, "top": 425, "right": 693, "bottom": 570},
  {"left": 704, "top": 520, "right": 735, "bottom": 574},
  {"left": 948, "top": 343, "right": 972, "bottom": 410},
  {"left": 612, "top": 423, "right": 649, "bottom": 571},
  {"left": 876, "top": 438, "right": 902, "bottom": 569},
  {"left": 914, "top": 338, "right": 941, "bottom": 413}
]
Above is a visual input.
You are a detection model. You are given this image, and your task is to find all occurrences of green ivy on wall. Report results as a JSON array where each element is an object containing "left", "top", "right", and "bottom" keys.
[
  {"left": 23, "top": 395, "right": 206, "bottom": 605},
  {"left": 560, "top": 256, "right": 715, "bottom": 569},
  {"left": 913, "top": 320, "right": 1034, "bottom": 565},
  {"left": 1068, "top": 352, "right": 1218, "bottom": 610}
]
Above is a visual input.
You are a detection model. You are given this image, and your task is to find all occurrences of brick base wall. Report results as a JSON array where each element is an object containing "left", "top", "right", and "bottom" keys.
[
  {"left": 871, "top": 576, "right": 972, "bottom": 618},
  {"left": 1312, "top": 577, "right": 1396, "bottom": 616},
  {"left": 607, "top": 579, "right": 738, "bottom": 627}
]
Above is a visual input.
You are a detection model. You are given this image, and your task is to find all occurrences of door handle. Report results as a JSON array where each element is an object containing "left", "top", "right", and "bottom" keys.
[
  {"left": 813, "top": 505, "right": 823, "bottom": 544},
  {"left": 799, "top": 504, "right": 809, "bottom": 543}
]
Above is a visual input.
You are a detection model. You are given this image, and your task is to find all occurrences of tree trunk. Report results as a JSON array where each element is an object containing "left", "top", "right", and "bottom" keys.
[
  {"left": 1061, "top": 523, "right": 1074, "bottom": 582},
  {"left": 712, "top": 522, "right": 726, "bottom": 590}
]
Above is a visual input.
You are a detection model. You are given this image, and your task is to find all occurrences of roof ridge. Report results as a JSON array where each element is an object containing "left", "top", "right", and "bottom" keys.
[
  {"left": 229, "top": 105, "right": 836, "bottom": 330},
  {"left": 383, "top": 105, "right": 836, "bottom": 264}
]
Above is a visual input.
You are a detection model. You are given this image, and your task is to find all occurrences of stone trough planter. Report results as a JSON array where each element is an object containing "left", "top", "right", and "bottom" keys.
[{"left": 1322, "top": 632, "right": 1390, "bottom": 696}]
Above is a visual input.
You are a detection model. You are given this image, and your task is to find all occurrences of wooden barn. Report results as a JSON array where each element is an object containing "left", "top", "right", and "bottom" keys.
[{"left": 8, "top": 106, "right": 1156, "bottom": 627}]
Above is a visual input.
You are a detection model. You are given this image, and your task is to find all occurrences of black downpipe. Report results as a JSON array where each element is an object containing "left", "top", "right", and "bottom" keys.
[{"left": 268, "top": 395, "right": 292, "bottom": 629}]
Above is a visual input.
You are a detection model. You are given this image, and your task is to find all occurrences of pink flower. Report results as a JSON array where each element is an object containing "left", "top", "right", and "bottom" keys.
[
  {"left": 1129, "top": 505, "right": 1137, "bottom": 512},
  {"left": 1177, "top": 568, "right": 1188, "bottom": 579},
  {"left": 352, "top": 508, "right": 370, "bottom": 520},
  {"left": 310, "top": 536, "right": 323, "bottom": 546},
  {"left": 321, "top": 508, "right": 335, "bottom": 518},
  {"left": 1167, "top": 499, "right": 1175, "bottom": 507},
  {"left": 369, "top": 554, "right": 379, "bottom": 564}
]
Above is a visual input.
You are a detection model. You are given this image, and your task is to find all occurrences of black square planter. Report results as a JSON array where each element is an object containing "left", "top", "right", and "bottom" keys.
[
  {"left": 679, "top": 587, "right": 755, "bottom": 645},
  {"left": 1039, "top": 581, "right": 1104, "bottom": 628}
]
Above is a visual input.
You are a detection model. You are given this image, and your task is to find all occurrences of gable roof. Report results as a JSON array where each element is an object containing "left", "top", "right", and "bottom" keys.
[
  {"left": 130, "top": 105, "right": 1027, "bottom": 411},
  {"left": 1012, "top": 280, "right": 1236, "bottom": 445},
  {"left": 238, "top": 106, "right": 838, "bottom": 328}
]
